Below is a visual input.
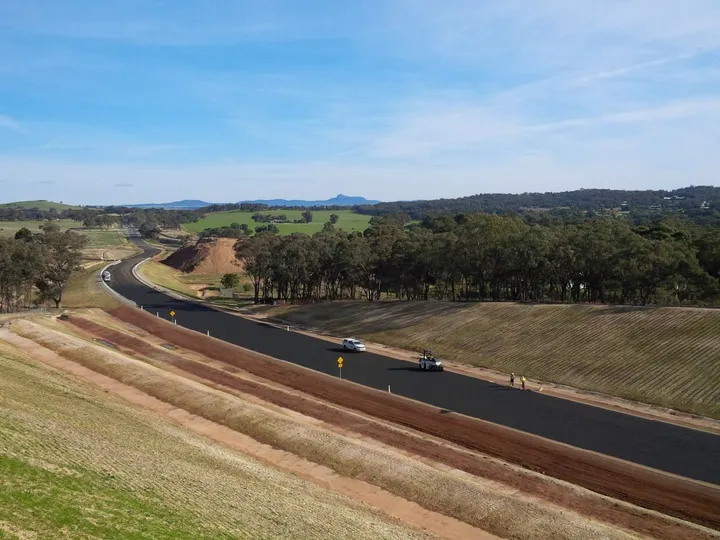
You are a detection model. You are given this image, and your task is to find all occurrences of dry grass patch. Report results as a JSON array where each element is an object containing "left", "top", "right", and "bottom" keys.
[
  {"left": 137, "top": 259, "right": 201, "bottom": 298},
  {"left": 261, "top": 301, "right": 720, "bottom": 419},
  {"left": 0, "top": 333, "right": 432, "bottom": 540},
  {"left": 9, "top": 318, "right": 648, "bottom": 540},
  {"left": 62, "top": 262, "right": 120, "bottom": 310}
]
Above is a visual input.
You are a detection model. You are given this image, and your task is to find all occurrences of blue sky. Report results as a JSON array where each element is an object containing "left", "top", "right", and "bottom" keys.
[{"left": 1, "top": 1, "right": 719, "bottom": 205}]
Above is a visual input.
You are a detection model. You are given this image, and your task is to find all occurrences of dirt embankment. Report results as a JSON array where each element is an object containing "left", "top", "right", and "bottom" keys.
[
  {"left": 161, "top": 238, "right": 243, "bottom": 275},
  {"left": 0, "top": 328, "right": 439, "bottom": 540},
  {"left": 100, "top": 306, "right": 720, "bottom": 534},
  {"left": 13, "top": 316, "right": 653, "bottom": 540}
]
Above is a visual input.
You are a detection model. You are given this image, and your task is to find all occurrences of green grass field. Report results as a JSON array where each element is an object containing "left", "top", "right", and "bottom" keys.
[
  {"left": 0, "top": 221, "right": 132, "bottom": 252},
  {"left": 81, "top": 228, "right": 129, "bottom": 248},
  {"left": 184, "top": 210, "right": 371, "bottom": 235},
  {"left": 260, "top": 301, "right": 720, "bottom": 419},
  {"left": 0, "top": 219, "right": 79, "bottom": 237},
  {"left": 0, "top": 200, "right": 79, "bottom": 211}
]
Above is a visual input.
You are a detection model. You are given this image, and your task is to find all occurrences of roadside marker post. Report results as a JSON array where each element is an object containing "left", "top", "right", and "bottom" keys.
[
  {"left": 156, "top": 312, "right": 159, "bottom": 317},
  {"left": 169, "top": 310, "right": 176, "bottom": 325},
  {"left": 337, "top": 356, "right": 344, "bottom": 379},
  {"left": 207, "top": 330, "right": 210, "bottom": 337},
  {"left": 388, "top": 385, "right": 391, "bottom": 393}
]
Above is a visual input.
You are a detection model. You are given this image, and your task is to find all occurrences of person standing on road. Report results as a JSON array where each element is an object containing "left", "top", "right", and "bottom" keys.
[
  {"left": 521, "top": 376, "right": 526, "bottom": 390},
  {"left": 510, "top": 372, "right": 515, "bottom": 387}
]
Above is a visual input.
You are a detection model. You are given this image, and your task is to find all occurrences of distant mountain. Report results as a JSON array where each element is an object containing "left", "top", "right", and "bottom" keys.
[
  {"left": 125, "top": 195, "right": 379, "bottom": 209},
  {"left": 126, "top": 200, "right": 214, "bottom": 209},
  {"left": 241, "top": 194, "right": 380, "bottom": 207}
]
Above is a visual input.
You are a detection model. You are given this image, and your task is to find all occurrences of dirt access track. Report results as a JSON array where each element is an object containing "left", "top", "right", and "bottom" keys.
[{"left": 71, "top": 306, "right": 719, "bottom": 532}]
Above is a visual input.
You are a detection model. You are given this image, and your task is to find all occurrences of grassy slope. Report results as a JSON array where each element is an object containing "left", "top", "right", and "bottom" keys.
[
  {"left": 262, "top": 301, "right": 720, "bottom": 419},
  {"left": 82, "top": 228, "right": 131, "bottom": 248},
  {"left": 0, "top": 336, "right": 427, "bottom": 540},
  {"left": 0, "top": 219, "right": 78, "bottom": 237},
  {"left": 0, "top": 200, "right": 79, "bottom": 211},
  {"left": 137, "top": 259, "right": 201, "bottom": 298},
  {"left": 0, "top": 222, "right": 136, "bottom": 257},
  {"left": 62, "top": 262, "right": 121, "bottom": 310},
  {"left": 10, "top": 317, "right": 638, "bottom": 540},
  {"left": 184, "top": 209, "right": 371, "bottom": 235},
  {"left": 137, "top": 253, "right": 253, "bottom": 302}
]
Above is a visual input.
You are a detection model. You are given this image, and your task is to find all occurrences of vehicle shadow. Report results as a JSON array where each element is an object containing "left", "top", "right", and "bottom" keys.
[
  {"left": 387, "top": 366, "right": 423, "bottom": 372},
  {"left": 327, "top": 347, "right": 348, "bottom": 353}
]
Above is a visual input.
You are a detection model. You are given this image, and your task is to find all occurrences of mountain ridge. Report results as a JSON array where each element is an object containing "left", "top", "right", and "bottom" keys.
[{"left": 125, "top": 194, "right": 380, "bottom": 209}]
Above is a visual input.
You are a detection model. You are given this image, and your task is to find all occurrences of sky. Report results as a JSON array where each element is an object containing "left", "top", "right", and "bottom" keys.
[{"left": 1, "top": 1, "right": 719, "bottom": 205}]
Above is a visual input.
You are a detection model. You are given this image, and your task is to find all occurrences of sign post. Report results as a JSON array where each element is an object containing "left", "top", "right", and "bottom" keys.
[
  {"left": 337, "top": 356, "right": 344, "bottom": 379},
  {"left": 169, "top": 310, "right": 176, "bottom": 324}
]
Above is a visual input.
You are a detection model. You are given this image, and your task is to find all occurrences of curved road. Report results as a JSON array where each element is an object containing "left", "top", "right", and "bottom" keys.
[{"left": 109, "top": 241, "right": 720, "bottom": 485}]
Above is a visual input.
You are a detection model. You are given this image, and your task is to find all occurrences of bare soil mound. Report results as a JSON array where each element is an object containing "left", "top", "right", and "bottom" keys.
[{"left": 161, "top": 238, "right": 243, "bottom": 275}]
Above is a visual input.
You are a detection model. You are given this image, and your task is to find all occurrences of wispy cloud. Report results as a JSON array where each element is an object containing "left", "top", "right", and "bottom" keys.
[
  {"left": 0, "top": 114, "right": 23, "bottom": 133},
  {"left": 0, "top": 1, "right": 718, "bottom": 203},
  {"left": 575, "top": 53, "right": 701, "bottom": 83}
]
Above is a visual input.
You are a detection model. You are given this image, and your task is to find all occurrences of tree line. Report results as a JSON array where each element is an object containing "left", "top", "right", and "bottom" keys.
[
  {"left": 0, "top": 224, "right": 86, "bottom": 313},
  {"left": 353, "top": 186, "right": 720, "bottom": 221},
  {"left": 235, "top": 214, "right": 720, "bottom": 306},
  {"left": 0, "top": 205, "right": 105, "bottom": 223}
]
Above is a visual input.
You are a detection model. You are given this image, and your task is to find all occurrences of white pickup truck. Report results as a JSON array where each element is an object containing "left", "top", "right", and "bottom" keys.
[{"left": 342, "top": 338, "right": 366, "bottom": 352}]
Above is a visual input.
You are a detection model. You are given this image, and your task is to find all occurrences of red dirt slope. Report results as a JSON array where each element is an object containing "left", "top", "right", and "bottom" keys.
[{"left": 161, "top": 238, "right": 243, "bottom": 275}]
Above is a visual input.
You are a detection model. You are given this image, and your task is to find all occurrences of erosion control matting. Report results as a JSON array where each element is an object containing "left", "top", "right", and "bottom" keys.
[{"left": 76, "top": 308, "right": 720, "bottom": 532}]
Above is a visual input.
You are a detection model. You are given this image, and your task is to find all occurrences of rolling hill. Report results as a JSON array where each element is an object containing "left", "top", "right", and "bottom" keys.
[{"left": 0, "top": 200, "right": 79, "bottom": 211}]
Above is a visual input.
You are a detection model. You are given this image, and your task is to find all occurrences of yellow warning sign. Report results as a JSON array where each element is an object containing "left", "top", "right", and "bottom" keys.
[
  {"left": 169, "top": 310, "right": 176, "bottom": 317},
  {"left": 337, "top": 356, "right": 344, "bottom": 367}
]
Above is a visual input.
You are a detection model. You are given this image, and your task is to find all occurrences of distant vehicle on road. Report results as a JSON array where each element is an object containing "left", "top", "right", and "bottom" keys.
[
  {"left": 102, "top": 271, "right": 111, "bottom": 282},
  {"left": 342, "top": 338, "right": 366, "bottom": 352},
  {"left": 418, "top": 349, "right": 443, "bottom": 371}
]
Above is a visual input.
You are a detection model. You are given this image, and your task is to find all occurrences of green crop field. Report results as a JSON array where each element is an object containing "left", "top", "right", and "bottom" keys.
[
  {"left": 261, "top": 301, "right": 720, "bottom": 419},
  {"left": 184, "top": 210, "right": 371, "bottom": 235},
  {"left": 0, "top": 200, "right": 80, "bottom": 211}
]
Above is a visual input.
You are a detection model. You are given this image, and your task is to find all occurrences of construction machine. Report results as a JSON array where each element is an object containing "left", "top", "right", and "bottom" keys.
[{"left": 418, "top": 349, "right": 444, "bottom": 371}]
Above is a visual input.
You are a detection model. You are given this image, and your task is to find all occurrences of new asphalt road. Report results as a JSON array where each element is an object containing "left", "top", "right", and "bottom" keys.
[{"left": 109, "top": 242, "right": 720, "bottom": 485}]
